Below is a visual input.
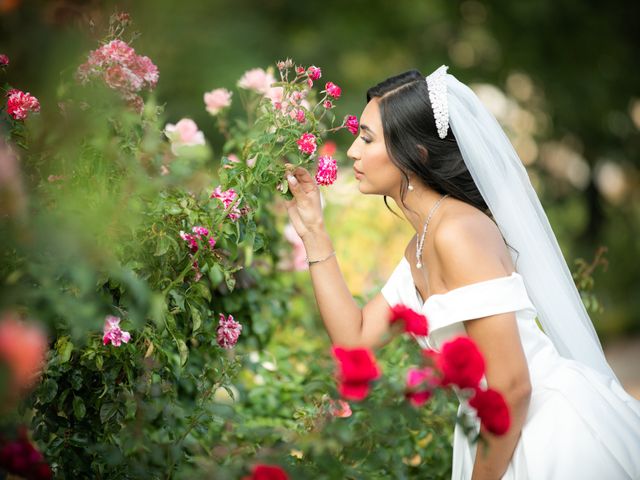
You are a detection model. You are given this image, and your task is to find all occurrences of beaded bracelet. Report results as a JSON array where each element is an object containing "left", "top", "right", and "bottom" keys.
[{"left": 306, "top": 251, "right": 336, "bottom": 266}]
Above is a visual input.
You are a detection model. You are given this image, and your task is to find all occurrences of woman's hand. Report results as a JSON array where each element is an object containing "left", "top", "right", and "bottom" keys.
[{"left": 284, "top": 164, "right": 325, "bottom": 240}]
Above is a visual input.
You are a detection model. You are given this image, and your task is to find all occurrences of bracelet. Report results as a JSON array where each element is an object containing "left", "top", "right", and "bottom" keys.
[{"left": 306, "top": 251, "right": 336, "bottom": 266}]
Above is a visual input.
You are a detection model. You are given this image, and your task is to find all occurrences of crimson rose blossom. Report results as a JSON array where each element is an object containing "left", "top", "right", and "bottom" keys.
[
  {"left": 0, "top": 428, "right": 52, "bottom": 479},
  {"left": 243, "top": 464, "right": 289, "bottom": 480},
  {"left": 296, "top": 132, "right": 317, "bottom": 155},
  {"left": 210, "top": 185, "right": 242, "bottom": 221},
  {"left": 405, "top": 366, "right": 438, "bottom": 407},
  {"left": 435, "top": 336, "right": 485, "bottom": 389},
  {"left": 0, "top": 54, "right": 9, "bottom": 67},
  {"left": 102, "top": 315, "right": 131, "bottom": 347},
  {"left": 345, "top": 115, "right": 359, "bottom": 136},
  {"left": 307, "top": 65, "right": 322, "bottom": 80},
  {"left": 325, "top": 81, "right": 341, "bottom": 99},
  {"left": 470, "top": 387, "right": 511, "bottom": 435},
  {"left": 389, "top": 304, "right": 429, "bottom": 336},
  {"left": 216, "top": 313, "right": 242, "bottom": 349},
  {"left": 315, "top": 155, "right": 337, "bottom": 186},
  {"left": 332, "top": 346, "right": 381, "bottom": 401},
  {"left": 6, "top": 89, "right": 40, "bottom": 121}
]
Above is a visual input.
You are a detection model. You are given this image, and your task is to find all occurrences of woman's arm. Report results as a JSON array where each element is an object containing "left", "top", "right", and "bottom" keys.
[
  {"left": 285, "top": 166, "right": 393, "bottom": 348},
  {"left": 434, "top": 213, "right": 532, "bottom": 480}
]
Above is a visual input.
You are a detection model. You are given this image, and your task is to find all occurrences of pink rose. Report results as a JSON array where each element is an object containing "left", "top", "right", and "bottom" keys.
[
  {"left": 0, "top": 54, "right": 9, "bottom": 67},
  {"left": 296, "top": 133, "right": 317, "bottom": 156},
  {"left": 325, "top": 81, "right": 341, "bottom": 99},
  {"left": 344, "top": 115, "right": 359, "bottom": 136},
  {"left": 6, "top": 89, "right": 40, "bottom": 121},
  {"left": 405, "top": 367, "right": 438, "bottom": 407},
  {"left": 307, "top": 65, "right": 322, "bottom": 81},
  {"left": 323, "top": 100, "right": 332, "bottom": 109},
  {"left": 315, "top": 155, "right": 337, "bottom": 186},
  {"left": 237, "top": 68, "right": 275, "bottom": 94},
  {"left": 164, "top": 118, "right": 205, "bottom": 155},
  {"left": 102, "top": 315, "right": 131, "bottom": 347},
  {"left": 204, "top": 88, "right": 232, "bottom": 115},
  {"left": 217, "top": 313, "right": 242, "bottom": 349},
  {"left": 264, "top": 86, "right": 284, "bottom": 106}
]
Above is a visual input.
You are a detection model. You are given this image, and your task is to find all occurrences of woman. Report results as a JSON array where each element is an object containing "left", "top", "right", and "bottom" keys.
[{"left": 284, "top": 66, "right": 640, "bottom": 479}]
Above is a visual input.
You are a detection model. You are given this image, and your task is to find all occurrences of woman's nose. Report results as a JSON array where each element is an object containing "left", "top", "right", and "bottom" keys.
[{"left": 346, "top": 141, "right": 359, "bottom": 162}]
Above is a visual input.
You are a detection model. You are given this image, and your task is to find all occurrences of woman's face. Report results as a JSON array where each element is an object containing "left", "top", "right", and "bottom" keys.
[{"left": 346, "top": 98, "right": 403, "bottom": 197}]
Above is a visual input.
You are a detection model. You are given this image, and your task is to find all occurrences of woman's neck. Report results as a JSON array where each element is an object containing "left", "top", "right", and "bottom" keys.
[{"left": 390, "top": 185, "right": 450, "bottom": 235}]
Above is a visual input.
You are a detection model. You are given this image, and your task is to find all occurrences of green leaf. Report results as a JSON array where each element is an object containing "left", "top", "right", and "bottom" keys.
[
  {"left": 177, "top": 339, "right": 189, "bottom": 366},
  {"left": 190, "top": 307, "right": 202, "bottom": 334},
  {"left": 73, "top": 396, "right": 86, "bottom": 420},
  {"left": 188, "top": 281, "right": 211, "bottom": 302},
  {"left": 40, "top": 378, "right": 58, "bottom": 403},
  {"left": 223, "top": 270, "right": 236, "bottom": 292},
  {"left": 154, "top": 235, "right": 171, "bottom": 256},
  {"left": 100, "top": 402, "right": 119, "bottom": 424},
  {"left": 208, "top": 264, "right": 224, "bottom": 286},
  {"left": 56, "top": 336, "right": 74, "bottom": 364}
]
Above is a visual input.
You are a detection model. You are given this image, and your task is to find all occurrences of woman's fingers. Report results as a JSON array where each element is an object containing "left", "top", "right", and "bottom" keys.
[{"left": 291, "top": 166, "right": 316, "bottom": 193}]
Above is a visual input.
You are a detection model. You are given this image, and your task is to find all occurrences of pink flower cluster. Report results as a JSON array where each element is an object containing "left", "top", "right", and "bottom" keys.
[
  {"left": 210, "top": 185, "right": 242, "bottom": 221},
  {"left": 179, "top": 225, "right": 216, "bottom": 253},
  {"left": 76, "top": 39, "right": 159, "bottom": 111},
  {"left": 102, "top": 315, "right": 131, "bottom": 347},
  {"left": 315, "top": 155, "right": 338, "bottom": 186},
  {"left": 6, "top": 89, "right": 40, "bottom": 121},
  {"left": 216, "top": 313, "right": 242, "bottom": 349},
  {"left": 296, "top": 132, "right": 317, "bottom": 156},
  {"left": 0, "top": 54, "right": 9, "bottom": 68}
]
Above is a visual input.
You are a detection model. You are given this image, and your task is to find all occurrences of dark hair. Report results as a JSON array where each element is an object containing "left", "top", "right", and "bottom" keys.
[
  {"left": 366, "top": 69, "right": 519, "bottom": 264},
  {"left": 366, "top": 69, "right": 490, "bottom": 217}
]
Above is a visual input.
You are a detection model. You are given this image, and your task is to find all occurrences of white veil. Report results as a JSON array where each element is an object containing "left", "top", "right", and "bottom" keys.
[{"left": 441, "top": 68, "right": 618, "bottom": 381}]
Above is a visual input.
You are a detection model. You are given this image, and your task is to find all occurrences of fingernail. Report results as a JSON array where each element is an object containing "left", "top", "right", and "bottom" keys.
[{"left": 287, "top": 175, "right": 298, "bottom": 186}]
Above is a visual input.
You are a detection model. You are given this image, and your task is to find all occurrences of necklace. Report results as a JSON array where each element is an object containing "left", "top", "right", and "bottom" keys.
[{"left": 415, "top": 193, "right": 449, "bottom": 269}]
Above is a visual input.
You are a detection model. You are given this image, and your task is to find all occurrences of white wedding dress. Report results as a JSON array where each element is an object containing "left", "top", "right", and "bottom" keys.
[{"left": 381, "top": 255, "right": 640, "bottom": 479}]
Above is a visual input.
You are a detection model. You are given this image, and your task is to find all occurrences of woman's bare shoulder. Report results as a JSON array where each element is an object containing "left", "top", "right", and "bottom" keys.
[{"left": 433, "top": 203, "right": 513, "bottom": 285}]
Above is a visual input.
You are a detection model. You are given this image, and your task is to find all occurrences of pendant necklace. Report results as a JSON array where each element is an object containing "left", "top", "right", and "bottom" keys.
[{"left": 415, "top": 193, "right": 449, "bottom": 269}]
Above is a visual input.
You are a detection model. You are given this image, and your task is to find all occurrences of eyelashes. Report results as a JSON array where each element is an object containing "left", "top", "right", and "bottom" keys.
[{"left": 360, "top": 136, "right": 372, "bottom": 144}]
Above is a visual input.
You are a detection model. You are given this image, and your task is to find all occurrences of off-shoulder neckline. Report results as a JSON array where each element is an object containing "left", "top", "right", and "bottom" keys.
[{"left": 400, "top": 256, "right": 522, "bottom": 308}]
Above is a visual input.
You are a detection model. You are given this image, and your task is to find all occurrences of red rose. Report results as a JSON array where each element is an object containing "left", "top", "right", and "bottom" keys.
[
  {"left": 435, "top": 336, "right": 485, "bottom": 389},
  {"left": 243, "top": 464, "right": 289, "bottom": 480},
  {"left": 332, "top": 346, "right": 381, "bottom": 401},
  {"left": 469, "top": 387, "right": 511, "bottom": 435},
  {"left": 325, "top": 81, "right": 341, "bottom": 99},
  {"left": 405, "top": 366, "right": 438, "bottom": 407},
  {"left": 389, "top": 304, "right": 429, "bottom": 336}
]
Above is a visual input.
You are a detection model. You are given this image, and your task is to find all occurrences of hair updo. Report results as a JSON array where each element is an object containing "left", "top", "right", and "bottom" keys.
[{"left": 366, "top": 69, "right": 491, "bottom": 219}]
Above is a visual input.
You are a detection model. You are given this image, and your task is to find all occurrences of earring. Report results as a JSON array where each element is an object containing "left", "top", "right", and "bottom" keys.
[{"left": 408, "top": 184, "right": 414, "bottom": 191}]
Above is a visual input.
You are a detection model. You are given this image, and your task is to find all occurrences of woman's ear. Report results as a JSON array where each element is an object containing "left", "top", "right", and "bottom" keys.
[{"left": 416, "top": 144, "right": 430, "bottom": 162}]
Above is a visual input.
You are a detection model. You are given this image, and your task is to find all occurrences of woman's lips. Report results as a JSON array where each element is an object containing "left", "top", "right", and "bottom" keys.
[{"left": 354, "top": 167, "right": 364, "bottom": 178}]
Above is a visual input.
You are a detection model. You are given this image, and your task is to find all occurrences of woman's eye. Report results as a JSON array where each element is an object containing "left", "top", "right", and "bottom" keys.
[{"left": 360, "top": 136, "right": 371, "bottom": 144}]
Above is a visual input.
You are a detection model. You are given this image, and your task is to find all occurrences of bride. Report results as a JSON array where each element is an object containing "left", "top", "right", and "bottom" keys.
[{"left": 284, "top": 66, "right": 640, "bottom": 479}]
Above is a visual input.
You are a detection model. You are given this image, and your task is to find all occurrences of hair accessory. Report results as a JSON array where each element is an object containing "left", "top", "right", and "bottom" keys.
[{"left": 425, "top": 65, "right": 450, "bottom": 139}]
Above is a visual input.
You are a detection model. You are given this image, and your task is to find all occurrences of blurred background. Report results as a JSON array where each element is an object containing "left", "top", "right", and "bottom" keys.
[{"left": 2, "top": 0, "right": 639, "bottom": 394}]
